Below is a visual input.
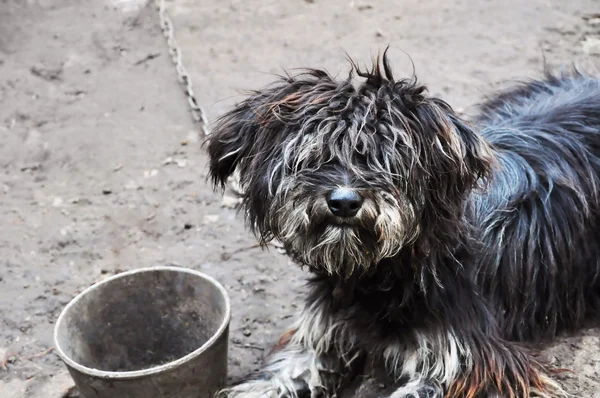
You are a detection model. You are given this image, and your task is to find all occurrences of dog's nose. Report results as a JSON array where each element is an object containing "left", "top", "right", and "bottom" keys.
[{"left": 326, "top": 188, "right": 363, "bottom": 218}]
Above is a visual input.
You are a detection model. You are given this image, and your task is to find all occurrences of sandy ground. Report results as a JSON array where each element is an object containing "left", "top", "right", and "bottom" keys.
[{"left": 1, "top": 0, "right": 599, "bottom": 397}]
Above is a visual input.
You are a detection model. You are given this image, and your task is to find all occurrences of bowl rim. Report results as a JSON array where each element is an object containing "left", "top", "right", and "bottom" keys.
[{"left": 53, "top": 265, "right": 231, "bottom": 380}]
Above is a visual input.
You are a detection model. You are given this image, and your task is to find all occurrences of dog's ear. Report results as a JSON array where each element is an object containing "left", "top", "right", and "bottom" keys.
[
  {"left": 207, "top": 72, "right": 335, "bottom": 190},
  {"left": 206, "top": 98, "right": 263, "bottom": 189},
  {"left": 421, "top": 99, "right": 494, "bottom": 193},
  {"left": 446, "top": 111, "right": 494, "bottom": 186}
]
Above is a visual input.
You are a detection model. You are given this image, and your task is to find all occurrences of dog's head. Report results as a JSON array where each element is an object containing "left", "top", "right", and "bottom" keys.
[{"left": 208, "top": 52, "right": 493, "bottom": 278}]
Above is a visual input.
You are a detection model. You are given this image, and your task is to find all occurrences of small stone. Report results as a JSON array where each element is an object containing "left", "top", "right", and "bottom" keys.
[
  {"left": 204, "top": 214, "right": 220, "bottom": 223},
  {"left": 124, "top": 180, "right": 140, "bottom": 190},
  {"left": 163, "top": 157, "right": 188, "bottom": 168},
  {"left": 221, "top": 195, "right": 242, "bottom": 209},
  {"left": 143, "top": 169, "right": 159, "bottom": 178},
  {"left": 582, "top": 37, "right": 600, "bottom": 55},
  {"left": 243, "top": 329, "right": 252, "bottom": 337},
  {"left": 102, "top": 189, "right": 112, "bottom": 195},
  {"left": 183, "top": 223, "right": 193, "bottom": 230}
]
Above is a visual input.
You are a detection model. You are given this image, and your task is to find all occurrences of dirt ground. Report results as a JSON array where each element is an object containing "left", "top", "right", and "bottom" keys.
[{"left": 1, "top": 0, "right": 599, "bottom": 397}]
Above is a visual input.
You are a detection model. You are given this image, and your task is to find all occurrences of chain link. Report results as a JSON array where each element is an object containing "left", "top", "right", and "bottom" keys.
[{"left": 155, "top": 0, "right": 210, "bottom": 136}]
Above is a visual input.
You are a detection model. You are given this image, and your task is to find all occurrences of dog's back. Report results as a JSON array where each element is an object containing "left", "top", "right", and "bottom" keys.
[{"left": 468, "top": 72, "right": 600, "bottom": 341}]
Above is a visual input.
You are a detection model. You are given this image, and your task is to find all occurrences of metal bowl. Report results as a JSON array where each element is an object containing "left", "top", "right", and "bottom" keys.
[{"left": 54, "top": 266, "right": 230, "bottom": 398}]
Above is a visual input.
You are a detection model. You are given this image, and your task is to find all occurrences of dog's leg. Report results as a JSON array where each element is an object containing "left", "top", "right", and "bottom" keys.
[
  {"left": 381, "top": 330, "right": 462, "bottom": 398},
  {"left": 218, "top": 302, "right": 361, "bottom": 398},
  {"left": 382, "top": 329, "right": 565, "bottom": 398}
]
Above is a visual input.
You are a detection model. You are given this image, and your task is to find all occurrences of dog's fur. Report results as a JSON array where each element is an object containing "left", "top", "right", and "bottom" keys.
[{"left": 207, "top": 52, "right": 600, "bottom": 397}]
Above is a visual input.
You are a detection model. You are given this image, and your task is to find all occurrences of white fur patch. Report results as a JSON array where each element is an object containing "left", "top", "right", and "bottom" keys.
[
  {"left": 384, "top": 329, "right": 469, "bottom": 398},
  {"left": 219, "top": 303, "right": 359, "bottom": 398},
  {"left": 221, "top": 349, "right": 323, "bottom": 398}
]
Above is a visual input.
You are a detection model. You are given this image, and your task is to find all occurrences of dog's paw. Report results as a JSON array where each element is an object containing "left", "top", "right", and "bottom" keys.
[
  {"left": 385, "top": 382, "right": 441, "bottom": 398},
  {"left": 216, "top": 377, "right": 308, "bottom": 398},
  {"left": 216, "top": 379, "right": 276, "bottom": 398}
]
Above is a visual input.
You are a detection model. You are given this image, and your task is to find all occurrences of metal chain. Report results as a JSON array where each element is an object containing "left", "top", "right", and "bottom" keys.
[
  {"left": 154, "top": 0, "right": 286, "bottom": 254},
  {"left": 155, "top": 0, "right": 244, "bottom": 196},
  {"left": 155, "top": 0, "right": 210, "bottom": 136}
]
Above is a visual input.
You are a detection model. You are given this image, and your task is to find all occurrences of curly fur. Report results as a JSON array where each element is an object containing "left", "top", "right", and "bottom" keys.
[{"left": 207, "top": 50, "right": 600, "bottom": 397}]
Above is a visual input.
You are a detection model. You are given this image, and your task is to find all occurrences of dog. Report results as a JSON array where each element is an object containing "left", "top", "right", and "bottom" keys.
[{"left": 207, "top": 51, "right": 600, "bottom": 397}]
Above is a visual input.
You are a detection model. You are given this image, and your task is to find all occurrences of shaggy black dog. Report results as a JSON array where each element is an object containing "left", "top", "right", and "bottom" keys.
[{"left": 207, "top": 51, "right": 600, "bottom": 397}]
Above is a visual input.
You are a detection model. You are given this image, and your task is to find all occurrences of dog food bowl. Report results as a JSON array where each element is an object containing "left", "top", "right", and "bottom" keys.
[{"left": 54, "top": 266, "right": 230, "bottom": 398}]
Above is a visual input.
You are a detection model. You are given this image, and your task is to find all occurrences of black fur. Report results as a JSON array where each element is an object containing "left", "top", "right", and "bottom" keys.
[
  {"left": 469, "top": 74, "right": 600, "bottom": 341},
  {"left": 208, "top": 52, "right": 600, "bottom": 397}
]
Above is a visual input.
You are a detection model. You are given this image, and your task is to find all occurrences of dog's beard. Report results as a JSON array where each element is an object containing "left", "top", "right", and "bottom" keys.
[{"left": 268, "top": 186, "right": 417, "bottom": 278}]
